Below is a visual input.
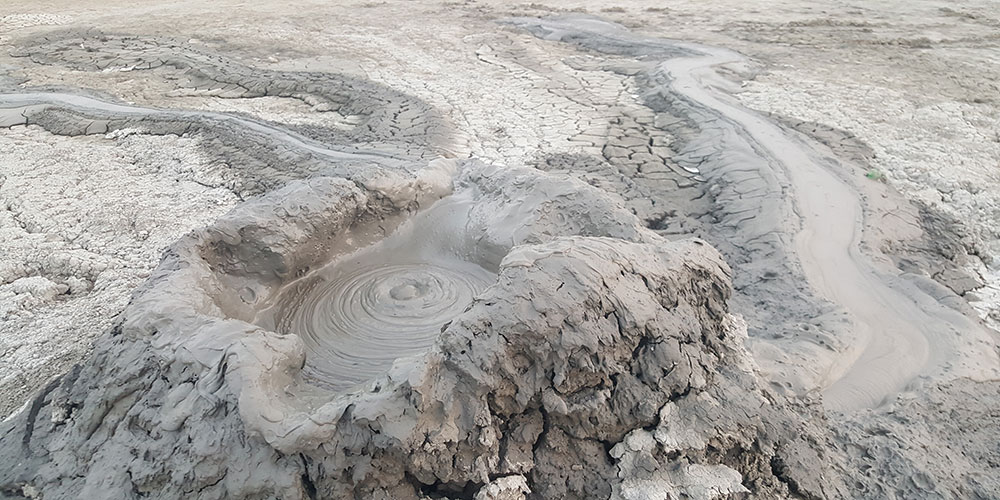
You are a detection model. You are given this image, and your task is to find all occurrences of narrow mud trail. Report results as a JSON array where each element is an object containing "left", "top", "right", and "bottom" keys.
[
  {"left": 659, "top": 43, "right": 985, "bottom": 410},
  {"left": 518, "top": 16, "right": 996, "bottom": 411},
  {"left": 0, "top": 92, "right": 411, "bottom": 166}
]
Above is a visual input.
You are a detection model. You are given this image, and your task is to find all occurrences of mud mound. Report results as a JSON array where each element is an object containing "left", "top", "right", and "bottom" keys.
[{"left": 0, "top": 159, "right": 841, "bottom": 499}]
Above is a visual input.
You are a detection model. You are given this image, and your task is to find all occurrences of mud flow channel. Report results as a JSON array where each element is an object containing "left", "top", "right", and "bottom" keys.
[{"left": 255, "top": 193, "right": 497, "bottom": 391}]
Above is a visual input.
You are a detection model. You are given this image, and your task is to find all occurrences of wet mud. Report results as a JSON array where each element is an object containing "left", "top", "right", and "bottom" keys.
[{"left": 257, "top": 194, "right": 497, "bottom": 391}]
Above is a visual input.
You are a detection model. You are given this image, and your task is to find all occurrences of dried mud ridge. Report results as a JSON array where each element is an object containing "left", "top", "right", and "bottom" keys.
[
  {"left": 1, "top": 14, "right": 998, "bottom": 500},
  {"left": 0, "top": 92, "right": 421, "bottom": 200}
]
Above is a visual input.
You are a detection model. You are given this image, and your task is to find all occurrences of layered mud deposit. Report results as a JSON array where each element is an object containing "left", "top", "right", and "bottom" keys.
[{"left": 0, "top": 159, "right": 845, "bottom": 499}]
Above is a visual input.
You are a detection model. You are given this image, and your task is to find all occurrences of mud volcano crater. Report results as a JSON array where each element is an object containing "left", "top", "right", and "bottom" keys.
[
  {"left": 183, "top": 158, "right": 659, "bottom": 405},
  {"left": 254, "top": 192, "right": 497, "bottom": 391}
]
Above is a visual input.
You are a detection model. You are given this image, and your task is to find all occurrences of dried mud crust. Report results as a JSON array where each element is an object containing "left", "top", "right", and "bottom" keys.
[
  {"left": 5, "top": 101, "right": 405, "bottom": 200},
  {"left": 0, "top": 161, "right": 847, "bottom": 499},
  {"left": 0, "top": 128, "right": 240, "bottom": 419},
  {"left": 831, "top": 377, "right": 1000, "bottom": 499}
]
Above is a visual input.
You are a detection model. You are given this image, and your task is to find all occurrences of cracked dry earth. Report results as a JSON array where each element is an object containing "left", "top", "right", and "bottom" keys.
[{"left": 2, "top": 1, "right": 1000, "bottom": 499}]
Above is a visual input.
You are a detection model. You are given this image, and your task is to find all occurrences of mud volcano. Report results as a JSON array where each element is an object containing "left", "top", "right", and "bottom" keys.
[
  {"left": 0, "top": 159, "right": 844, "bottom": 499},
  {"left": 258, "top": 194, "right": 496, "bottom": 390}
]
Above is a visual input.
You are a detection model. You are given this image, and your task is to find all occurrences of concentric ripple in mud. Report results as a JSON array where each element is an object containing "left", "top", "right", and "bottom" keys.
[
  {"left": 258, "top": 193, "right": 497, "bottom": 391},
  {"left": 273, "top": 259, "right": 492, "bottom": 389}
]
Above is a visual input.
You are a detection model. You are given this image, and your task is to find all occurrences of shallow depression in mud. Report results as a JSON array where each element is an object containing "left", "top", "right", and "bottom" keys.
[{"left": 256, "top": 194, "right": 497, "bottom": 391}]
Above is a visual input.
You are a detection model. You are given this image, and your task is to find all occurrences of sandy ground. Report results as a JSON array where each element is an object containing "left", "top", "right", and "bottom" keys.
[{"left": 1, "top": 0, "right": 999, "bottom": 495}]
